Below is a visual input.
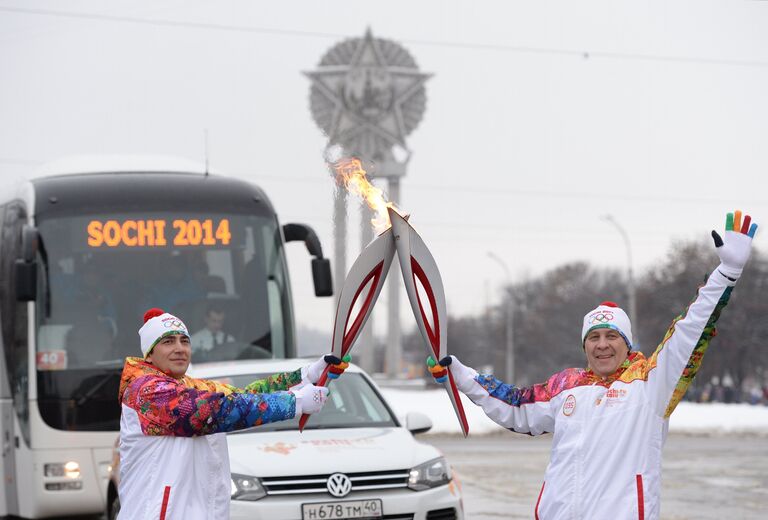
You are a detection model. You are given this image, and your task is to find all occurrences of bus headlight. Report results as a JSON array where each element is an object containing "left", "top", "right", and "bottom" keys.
[
  {"left": 408, "top": 457, "right": 451, "bottom": 491},
  {"left": 44, "top": 462, "right": 81, "bottom": 479},
  {"left": 230, "top": 473, "right": 266, "bottom": 501}
]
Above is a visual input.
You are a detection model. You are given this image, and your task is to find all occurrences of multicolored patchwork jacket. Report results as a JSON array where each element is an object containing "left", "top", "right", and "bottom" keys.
[
  {"left": 461, "top": 268, "right": 734, "bottom": 520},
  {"left": 117, "top": 357, "right": 302, "bottom": 520}
]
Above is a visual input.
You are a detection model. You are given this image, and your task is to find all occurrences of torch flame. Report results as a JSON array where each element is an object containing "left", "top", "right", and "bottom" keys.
[{"left": 333, "top": 158, "right": 401, "bottom": 233}]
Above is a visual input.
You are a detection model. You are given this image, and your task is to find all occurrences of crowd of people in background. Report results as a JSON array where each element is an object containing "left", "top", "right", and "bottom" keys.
[{"left": 684, "top": 377, "right": 768, "bottom": 405}]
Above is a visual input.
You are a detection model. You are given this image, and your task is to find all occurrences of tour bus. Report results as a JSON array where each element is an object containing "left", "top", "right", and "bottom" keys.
[{"left": 0, "top": 157, "right": 332, "bottom": 518}]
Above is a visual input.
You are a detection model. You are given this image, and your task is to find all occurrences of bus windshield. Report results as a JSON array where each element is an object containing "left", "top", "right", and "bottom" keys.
[{"left": 33, "top": 211, "right": 294, "bottom": 431}]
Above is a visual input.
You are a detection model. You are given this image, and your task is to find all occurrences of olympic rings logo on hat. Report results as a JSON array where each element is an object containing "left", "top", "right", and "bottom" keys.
[
  {"left": 588, "top": 311, "right": 614, "bottom": 325},
  {"left": 163, "top": 319, "right": 184, "bottom": 328}
]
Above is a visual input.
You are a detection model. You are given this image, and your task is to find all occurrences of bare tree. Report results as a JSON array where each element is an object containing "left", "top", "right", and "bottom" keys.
[{"left": 408, "top": 241, "right": 767, "bottom": 399}]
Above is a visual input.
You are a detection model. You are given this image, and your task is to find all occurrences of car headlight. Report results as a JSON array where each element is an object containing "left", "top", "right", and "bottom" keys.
[
  {"left": 408, "top": 457, "right": 452, "bottom": 491},
  {"left": 230, "top": 473, "right": 267, "bottom": 501}
]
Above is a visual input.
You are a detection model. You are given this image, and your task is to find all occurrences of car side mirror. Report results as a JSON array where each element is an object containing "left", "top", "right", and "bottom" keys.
[{"left": 405, "top": 411, "right": 433, "bottom": 435}]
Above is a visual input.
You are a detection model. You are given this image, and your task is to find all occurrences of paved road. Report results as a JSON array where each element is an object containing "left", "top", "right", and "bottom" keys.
[
  {"left": 81, "top": 433, "right": 766, "bottom": 520},
  {"left": 424, "top": 433, "right": 768, "bottom": 520}
]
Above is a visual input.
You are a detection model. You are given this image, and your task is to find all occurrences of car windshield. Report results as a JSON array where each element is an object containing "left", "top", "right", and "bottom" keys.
[{"left": 222, "top": 372, "right": 398, "bottom": 431}]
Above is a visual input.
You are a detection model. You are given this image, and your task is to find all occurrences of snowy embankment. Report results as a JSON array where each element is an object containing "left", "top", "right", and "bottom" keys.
[{"left": 379, "top": 388, "right": 768, "bottom": 436}]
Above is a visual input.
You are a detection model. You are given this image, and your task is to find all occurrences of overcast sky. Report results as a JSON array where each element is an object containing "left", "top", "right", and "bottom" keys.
[{"left": 2, "top": 0, "right": 767, "bottom": 343}]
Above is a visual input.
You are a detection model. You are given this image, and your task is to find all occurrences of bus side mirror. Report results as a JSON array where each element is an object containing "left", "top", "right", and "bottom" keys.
[
  {"left": 283, "top": 223, "right": 333, "bottom": 297},
  {"left": 15, "top": 260, "right": 37, "bottom": 301},
  {"left": 311, "top": 258, "right": 333, "bottom": 297},
  {"left": 16, "top": 225, "right": 39, "bottom": 301}
]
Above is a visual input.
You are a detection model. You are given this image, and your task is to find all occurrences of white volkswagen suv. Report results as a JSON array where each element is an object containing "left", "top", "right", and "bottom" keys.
[{"left": 107, "top": 358, "right": 463, "bottom": 520}]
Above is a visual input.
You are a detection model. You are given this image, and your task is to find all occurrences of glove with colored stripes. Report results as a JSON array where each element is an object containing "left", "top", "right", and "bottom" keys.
[
  {"left": 712, "top": 210, "right": 758, "bottom": 280},
  {"left": 303, "top": 354, "right": 351, "bottom": 384},
  {"left": 427, "top": 355, "right": 478, "bottom": 393},
  {"left": 324, "top": 354, "right": 351, "bottom": 380}
]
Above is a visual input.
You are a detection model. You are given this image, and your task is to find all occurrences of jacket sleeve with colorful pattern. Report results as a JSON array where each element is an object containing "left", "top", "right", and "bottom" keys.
[
  {"left": 120, "top": 359, "right": 302, "bottom": 437},
  {"left": 643, "top": 268, "right": 734, "bottom": 417},
  {"left": 457, "top": 265, "right": 735, "bottom": 433}
]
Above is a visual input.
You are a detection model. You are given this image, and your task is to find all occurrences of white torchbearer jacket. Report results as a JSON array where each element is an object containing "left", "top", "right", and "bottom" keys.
[
  {"left": 116, "top": 358, "right": 301, "bottom": 520},
  {"left": 460, "top": 268, "right": 735, "bottom": 520}
]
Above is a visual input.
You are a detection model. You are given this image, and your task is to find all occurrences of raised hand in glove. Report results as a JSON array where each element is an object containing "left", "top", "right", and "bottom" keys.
[
  {"left": 426, "top": 355, "right": 478, "bottom": 393},
  {"left": 303, "top": 354, "right": 352, "bottom": 384},
  {"left": 291, "top": 384, "right": 329, "bottom": 416},
  {"left": 712, "top": 210, "right": 758, "bottom": 280}
]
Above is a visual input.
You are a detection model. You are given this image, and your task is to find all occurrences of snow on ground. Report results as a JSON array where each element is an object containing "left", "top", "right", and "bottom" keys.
[{"left": 379, "top": 388, "right": 768, "bottom": 435}]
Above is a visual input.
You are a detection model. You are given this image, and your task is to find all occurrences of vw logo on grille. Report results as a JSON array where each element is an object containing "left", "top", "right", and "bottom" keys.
[{"left": 326, "top": 473, "right": 352, "bottom": 498}]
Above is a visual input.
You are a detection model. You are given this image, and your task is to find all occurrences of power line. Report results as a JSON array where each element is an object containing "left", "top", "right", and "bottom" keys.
[
  {"left": 2, "top": 157, "right": 764, "bottom": 206},
  {"left": 1, "top": 5, "right": 767, "bottom": 69},
  {"left": 243, "top": 174, "right": 768, "bottom": 206},
  {"left": 0, "top": 6, "right": 345, "bottom": 39}
]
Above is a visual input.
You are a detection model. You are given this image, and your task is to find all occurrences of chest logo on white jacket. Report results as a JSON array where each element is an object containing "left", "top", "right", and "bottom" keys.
[
  {"left": 604, "top": 388, "right": 628, "bottom": 407},
  {"left": 563, "top": 394, "right": 576, "bottom": 416}
]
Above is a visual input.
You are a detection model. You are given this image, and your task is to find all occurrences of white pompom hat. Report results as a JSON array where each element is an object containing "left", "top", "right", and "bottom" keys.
[
  {"left": 138, "top": 308, "right": 190, "bottom": 357},
  {"left": 581, "top": 301, "right": 633, "bottom": 350}
]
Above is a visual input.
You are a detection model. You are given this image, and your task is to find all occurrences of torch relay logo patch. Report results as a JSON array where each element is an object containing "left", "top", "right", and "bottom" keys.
[{"left": 563, "top": 394, "right": 576, "bottom": 416}]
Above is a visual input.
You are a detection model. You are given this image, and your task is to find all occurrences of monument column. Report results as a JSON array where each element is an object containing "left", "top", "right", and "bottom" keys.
[{"left": 306, "top": 29, "right": 431, "bottom": 377}]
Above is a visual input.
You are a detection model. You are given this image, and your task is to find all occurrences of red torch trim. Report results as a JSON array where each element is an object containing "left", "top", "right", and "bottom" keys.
[
  {"left": 410, "top": 257, "right": 440, "bottom": 356},
  {"left": 340, "top": 260, "right": 384, "bottom": 354},
  {"left": 300, "top": 260, "right": 385, "bottom": 433}
]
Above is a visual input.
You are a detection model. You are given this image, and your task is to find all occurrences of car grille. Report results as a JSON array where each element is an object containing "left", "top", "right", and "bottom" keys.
[
  {"left": 261, "top": 470, "right": 410, "bottom": 496},
  {"left": 427, "top": 508, "right": 457, "bottom": 520}
]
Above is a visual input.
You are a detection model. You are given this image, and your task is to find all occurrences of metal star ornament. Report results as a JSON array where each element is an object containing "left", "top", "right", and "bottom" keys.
[{"left": 305, "top": 28, "right": 432, "bottom": 161}]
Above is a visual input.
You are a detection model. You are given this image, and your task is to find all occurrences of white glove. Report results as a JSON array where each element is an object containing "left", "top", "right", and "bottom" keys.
[
  {"left": 302, "top": 355, "right": 328, "bottom": 384},
  {"left": 712, "top": 210, "right": 758, "bottom": 279},
  {"left": 434, "top": 355, "right": 478, "bottom": 393},
  {"left": 302, "top": 354, "right": 350, "bottom": 384},
  {"left": 291, "top": 384, "right": 329, "bottom": 416}
]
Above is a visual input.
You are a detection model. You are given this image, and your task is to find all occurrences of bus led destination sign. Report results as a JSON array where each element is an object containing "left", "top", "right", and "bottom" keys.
[{"left": 87, "top": 218, "right": 232, "bottom": 248}]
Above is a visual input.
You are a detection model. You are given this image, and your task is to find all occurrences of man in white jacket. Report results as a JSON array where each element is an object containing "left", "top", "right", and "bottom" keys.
[
  {"left": 117, "top": 307, "right": 346, "bottom": 520},
  {"left": 429, "top": 211, "right": 757, "bottom": 520}
]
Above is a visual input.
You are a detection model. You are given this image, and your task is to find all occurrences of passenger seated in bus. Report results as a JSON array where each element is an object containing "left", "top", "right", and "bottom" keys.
[
  {"left": 190, "top": 305, "right": 235, "bottom": 358},
  {"left": 50, "top": 256, "right": 117, "bottom": 332},
  {"left": 65, "top": 316, "right": 114, "bottom": 368},
  {"left": 141, "top": 253, "right": 206, "bottom": 311}
]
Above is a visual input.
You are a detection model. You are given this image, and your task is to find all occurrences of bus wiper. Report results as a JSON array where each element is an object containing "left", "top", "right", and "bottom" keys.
[
  {"left": 74, "top": 372, "right": 115, "bottom": 407},
  {"left": 94, "top": 358, "right": 126, "bottom": 368}
]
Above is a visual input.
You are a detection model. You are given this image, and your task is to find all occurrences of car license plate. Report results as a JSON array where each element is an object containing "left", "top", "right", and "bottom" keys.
[{"left": 302, "top": 499, "right": 383, "bottom": 519}]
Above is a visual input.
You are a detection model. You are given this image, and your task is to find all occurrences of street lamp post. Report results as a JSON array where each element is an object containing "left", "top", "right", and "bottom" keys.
[
  {"left": 601, "top": 215, "right": 638, "bottom": 347},
  {"left": 488, "top": 252, "right": 514, "bottom": 383}
]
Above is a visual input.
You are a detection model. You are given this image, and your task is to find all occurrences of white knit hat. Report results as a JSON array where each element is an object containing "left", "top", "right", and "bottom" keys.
[
  {"left": 138, "top": 308, "right": 189, "bottom": 357},
  {"left": 581, "top": 301, "right": 633, "bottom": 350}
]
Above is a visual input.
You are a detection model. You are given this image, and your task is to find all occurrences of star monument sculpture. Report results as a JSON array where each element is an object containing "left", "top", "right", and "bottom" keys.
[
  {"left": 305, "top": 29, "right": 432, "bottom": 376},
  {"left": 305, "top": 28, "right": 431, "bottom": 165}
]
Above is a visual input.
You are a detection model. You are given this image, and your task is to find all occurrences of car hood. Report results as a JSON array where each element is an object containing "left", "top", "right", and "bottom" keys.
[{"left": 227, "top": 427, "right": 441, "bottom": 477}]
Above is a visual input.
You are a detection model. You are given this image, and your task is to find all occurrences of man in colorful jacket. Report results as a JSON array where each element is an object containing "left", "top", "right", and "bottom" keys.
[
  {"left": 118, "top": 308, "right": 346, "bottom": 520},
  {"left": 429, "top": 211, "right": 757, "bottom": 520}
]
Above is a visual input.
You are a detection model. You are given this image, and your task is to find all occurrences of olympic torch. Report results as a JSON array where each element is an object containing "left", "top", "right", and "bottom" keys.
[
  {"left": 388, "top": 208, "right": 470, "bottom": 437},
  {"left": 298, "top": 227, "right": 396, "bottom": 432}
]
